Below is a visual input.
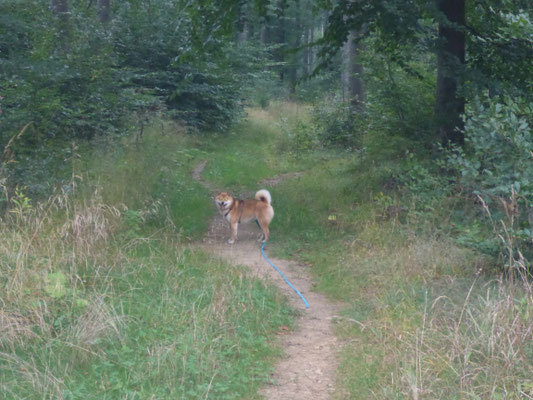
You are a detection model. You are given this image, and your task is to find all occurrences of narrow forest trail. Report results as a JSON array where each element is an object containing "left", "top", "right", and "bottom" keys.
[{"left": 193, "top": 161, "right": 341, "bottom": 400}]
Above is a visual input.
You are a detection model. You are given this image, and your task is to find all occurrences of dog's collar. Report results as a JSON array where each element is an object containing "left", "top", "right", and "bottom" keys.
[{"left": 223, "top": 200, "right": 237, "bottom": 217}]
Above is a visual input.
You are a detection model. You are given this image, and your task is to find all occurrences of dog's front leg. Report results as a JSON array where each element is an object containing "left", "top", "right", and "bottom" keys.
[{"left": 228, "top": 222, "right": 238, "bottom": 244}]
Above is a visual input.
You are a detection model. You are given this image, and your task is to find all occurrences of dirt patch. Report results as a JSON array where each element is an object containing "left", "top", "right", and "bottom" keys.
[
  {"left": 194, "top": 160, "right": 341, "bottom": 400},
  {"left": 192, "top": 159, "right": 208, "bottom": 182},
  {"left": 259, "top": 172, "right": 304, "bottom": 188}
]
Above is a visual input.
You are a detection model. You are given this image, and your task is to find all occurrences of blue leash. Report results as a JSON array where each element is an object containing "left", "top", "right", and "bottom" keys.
[{"left": 260, "top": 242, "right": 309, "bottom": 309}]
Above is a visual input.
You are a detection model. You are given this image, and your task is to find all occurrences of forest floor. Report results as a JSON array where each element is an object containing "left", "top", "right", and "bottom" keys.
[
  {"left": 194, "top": 160, "right": 341, "bottom": 399},
  {"left": 3, "top": 104, "right": 530, "bottom": 399}
]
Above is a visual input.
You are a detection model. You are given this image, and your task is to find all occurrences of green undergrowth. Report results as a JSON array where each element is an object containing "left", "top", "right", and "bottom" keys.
[
  {"left": 201, "top": 104, "right": 316, "bottom": 193},
  {"left": 0, "top": 118, "right": 295, "bottom": 399},
  {"left": 1, "top": 236, "right": 292, "bottom": 399},
  {"left": 268, "top": 150, "right": 532, "bottom": 398},
  {"left": 272, "top": 130, "right": 532, "bottom": 398},
  {"left": 76, "top": 122, "right": 214, "bottom": 240},
  {"left": 201, "top": 102, "right": 533, "bottom": 399},
  {"left": 2, "top": 102, "right": 532, "bottom": 399}
]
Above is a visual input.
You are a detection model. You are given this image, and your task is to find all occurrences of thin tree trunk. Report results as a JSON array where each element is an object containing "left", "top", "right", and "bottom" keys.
[
  {"left": 50, "top": 0, "right": 67, "bottom": 14},
  {"left": 237, "top": 3, "right": 249, "bottom": 43},
  {"left": 435, "top": 0, "right": 465, "bottom": 145},
  {"left": 260, "top": 23, "right": 268, "bottom": 45},
  {"left": 342, "top": 29, "right": 365, "bottom": 110},
  {"left": 98, "top": 0, "right": 111, "bottom": 23},
  {"left": 50, "top": 0, "right": 69, "bottom": 47},
  {"left": 277, "top": 1, "right": 287, "bottom": 83},
  {"left": 303, "top": 27, "right": 309, "bottom": 74},
  {"left": 308, "top": 26, "right": 314, "bottom": 74},
  {"left": 237, "top": 21, "right": 249, "bottom": 43}
]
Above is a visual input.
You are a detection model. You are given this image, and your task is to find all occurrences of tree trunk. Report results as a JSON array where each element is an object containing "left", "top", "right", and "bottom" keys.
[
  {"left": 50, "top": 0, "right": 69, "bottom": 47},
  {"left": 303, "top": 27, "right": 309, "bottom": 74},
  {"left": 98, "top": 0, "right": 111, "bottom": 23},
  {"left": 237, "top": 3, "right": 249, "bottom": 43},
  {"left": 237, "top": 22, "right": 249, "bottom": 43},
  {"left": 50, "top": 0, "right": 67, "bottom": 14},
  {"left": 435, "top": 0, "right": 466, "bottom": 145},
  {"left": 342, "top": 29, "right": 365, "bottom": 110},
  {"left": 308, "top": 27, "right": 314, "bottom": 74},
  {"left": 260, "top": 25, "right": 268, "bottom": 45},
  {"left": 276, "top": 1, "right": 287, "bottom": 83}
]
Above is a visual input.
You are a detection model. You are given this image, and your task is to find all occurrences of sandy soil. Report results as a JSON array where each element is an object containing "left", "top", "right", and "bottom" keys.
[{"left": 194, "top": 160, "right": 340, "bottom": 400}]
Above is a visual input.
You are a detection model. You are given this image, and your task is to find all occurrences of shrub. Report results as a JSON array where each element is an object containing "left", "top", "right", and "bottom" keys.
[
  {"left": 447, "top": 94, "right": 533, "bottom": 270},
  {"left": 312, "top": 96, "right": 365, "bottom": 149},
  {"left": 449, "top": 95, "right": 533, "bottom": 201}
]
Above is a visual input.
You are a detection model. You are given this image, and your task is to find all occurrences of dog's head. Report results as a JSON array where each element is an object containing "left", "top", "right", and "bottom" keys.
[{"left": 215, "top": 192, "right": 233, "bottom": 210}]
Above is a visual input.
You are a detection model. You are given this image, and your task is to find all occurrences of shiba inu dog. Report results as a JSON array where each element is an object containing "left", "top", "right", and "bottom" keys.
[{"left": 215, "top": 189, "right": 274, "bottom": 244}]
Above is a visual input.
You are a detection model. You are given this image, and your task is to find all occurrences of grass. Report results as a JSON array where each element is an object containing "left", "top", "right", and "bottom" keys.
[
  {"left": 200, "top": 103, "right": 317, "bottom": 193},
  {"left": 0, "top": 119, "right": 294, "bottom": 399},
  {"left": 1, "top": 234, "right": 292, "bottom": 399},
  {"left": 268, "top": 151, "right": 533, "bottom": 398},
  {"left": 77, "top": 122, "right": 214, "bottom": 240},
  {"left": 2, "top": 102, "right": 532, "bottom": 399},
  {"left": 201, "top": 102, "right": 532, "bottom": 399}
]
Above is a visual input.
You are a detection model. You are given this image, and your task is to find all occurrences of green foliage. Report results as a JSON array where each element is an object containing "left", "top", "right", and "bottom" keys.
[
  {"left": 201, "top": 107, "right": 299, "bottom": 192},
  {"left": 312, "top": 96, "right": 365, "bottom": 149},
  {"left": 1, "top": 0, "right": 268, "bottom": 202},
  {"left": 0, "top": 112, "right": 294, "bottom": 400},
  {"left": 0, "top": 1, "right": 132, "bottom": 199},
  {"left": 167, "top": 62, "right": 244, "bottom": 132},
  {"left": 318, "top": 0, "right": 532, "bottom": 149},
  {"left": 1, "top": 241, "right": 293, "bottom": 399},
  {"left": 455, "top": 220, "right": 501, "bottom": 257},
  {"left": 274, "top": 118, "right": 319, "bottom": 159},
  {"left": 448, "top": 95, "right": 533, "bottom": 201},
  {"left": 44, "top": 271, "right": 68, "bottom": 299},
  {"left": 360, "top": 37, "right": 437, "bottom": 141},
  {"left": 318, "top": 0, "right": 429, "bottom": 67},
  {"left": 245, "top": 68, "right": 287, "bottom": 109},
  {"left": 0, "top": 1, "right": 128, "bottom": 140},
  {"left": 248, "top": 103, "right": 532, "bottom": 399},
  {"left": 120, "top": 209, "right": 143, "bottom": 239},
  {"left": 396, "top": 155, "right": 454, "bottom": 220},
  {"left": 446, "top": 94, "right": 533, "bottom": 265},
  {"left": 467, "top": 3, "right": 533, "bottom": 97},
  {"left": 114, "top": 0, "right": 249, "bottom": 132},
  {"left": 79, "top": 119, "right": 214, "bottom": 241},
  {"left": 9, "top": 186, "right": 33, "bottom": 219}
]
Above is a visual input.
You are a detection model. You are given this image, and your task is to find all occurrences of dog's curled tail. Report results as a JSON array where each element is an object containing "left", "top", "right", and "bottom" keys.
[{"left": 255, "top": 189, "right": 272, "bottom": 205}]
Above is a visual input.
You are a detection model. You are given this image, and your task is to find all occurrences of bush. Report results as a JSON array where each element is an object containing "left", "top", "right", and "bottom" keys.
[
  {"left": 449, "top": 95, "right": 533, "bottom": 201},
  {"left": 312, "top": 96, "right": 365, "bottom": 149},
  {"left": 447, "top": 94, "right": 533, "bottom": 270}
]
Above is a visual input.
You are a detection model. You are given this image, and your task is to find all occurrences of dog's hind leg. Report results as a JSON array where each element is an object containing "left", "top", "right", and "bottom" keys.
[
  {"left": 254, "top": 220, "right": 265, "bottom": 242},
  {"left": 257, "top": 218, "right": 269, "bottom": 242}
]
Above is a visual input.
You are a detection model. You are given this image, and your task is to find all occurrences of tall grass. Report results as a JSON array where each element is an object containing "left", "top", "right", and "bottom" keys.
[
  {"left": 0, "top": 119, "right": 293, "bottom": 399},
  {"left": 77, "top": 121, "right": 213, "bottom": 240},
  {"left": 237, "top": 103, "right": 533, "bottom": 399},
  {"left": 3, "top": 103, "right": 532, "bottom": 399},
  {"left": 271, "top": 154, "right": 533, "bottom": 398},
  {"left": 201, "top": 101, "right": 316, "bottom": 193}
]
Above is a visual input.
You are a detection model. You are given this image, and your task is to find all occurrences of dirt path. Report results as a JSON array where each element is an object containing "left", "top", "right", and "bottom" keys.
[{"left": 194, "top": 160, "right": 340, "bottom": 400}]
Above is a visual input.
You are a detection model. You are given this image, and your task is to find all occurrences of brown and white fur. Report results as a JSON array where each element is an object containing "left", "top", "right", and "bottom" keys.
[{"left": 215, "top": 189, "right": 274, "bottom": 244}]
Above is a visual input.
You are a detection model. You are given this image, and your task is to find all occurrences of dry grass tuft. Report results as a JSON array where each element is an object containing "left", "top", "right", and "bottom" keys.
[
  {"left": 0, "top": 311, "right": 35, "bottom": 350},
  {"left": 0, "top": 352, "right": 66, "bottom": 400},
  {"left": 333, "top": 225, "right": 533, "bottom": 399},
  {"left": 70, "top": 296, "right": 125, "bottom": 348},
  {"left": 403, "top": 278, "right": 533, "bottom": 398}
]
